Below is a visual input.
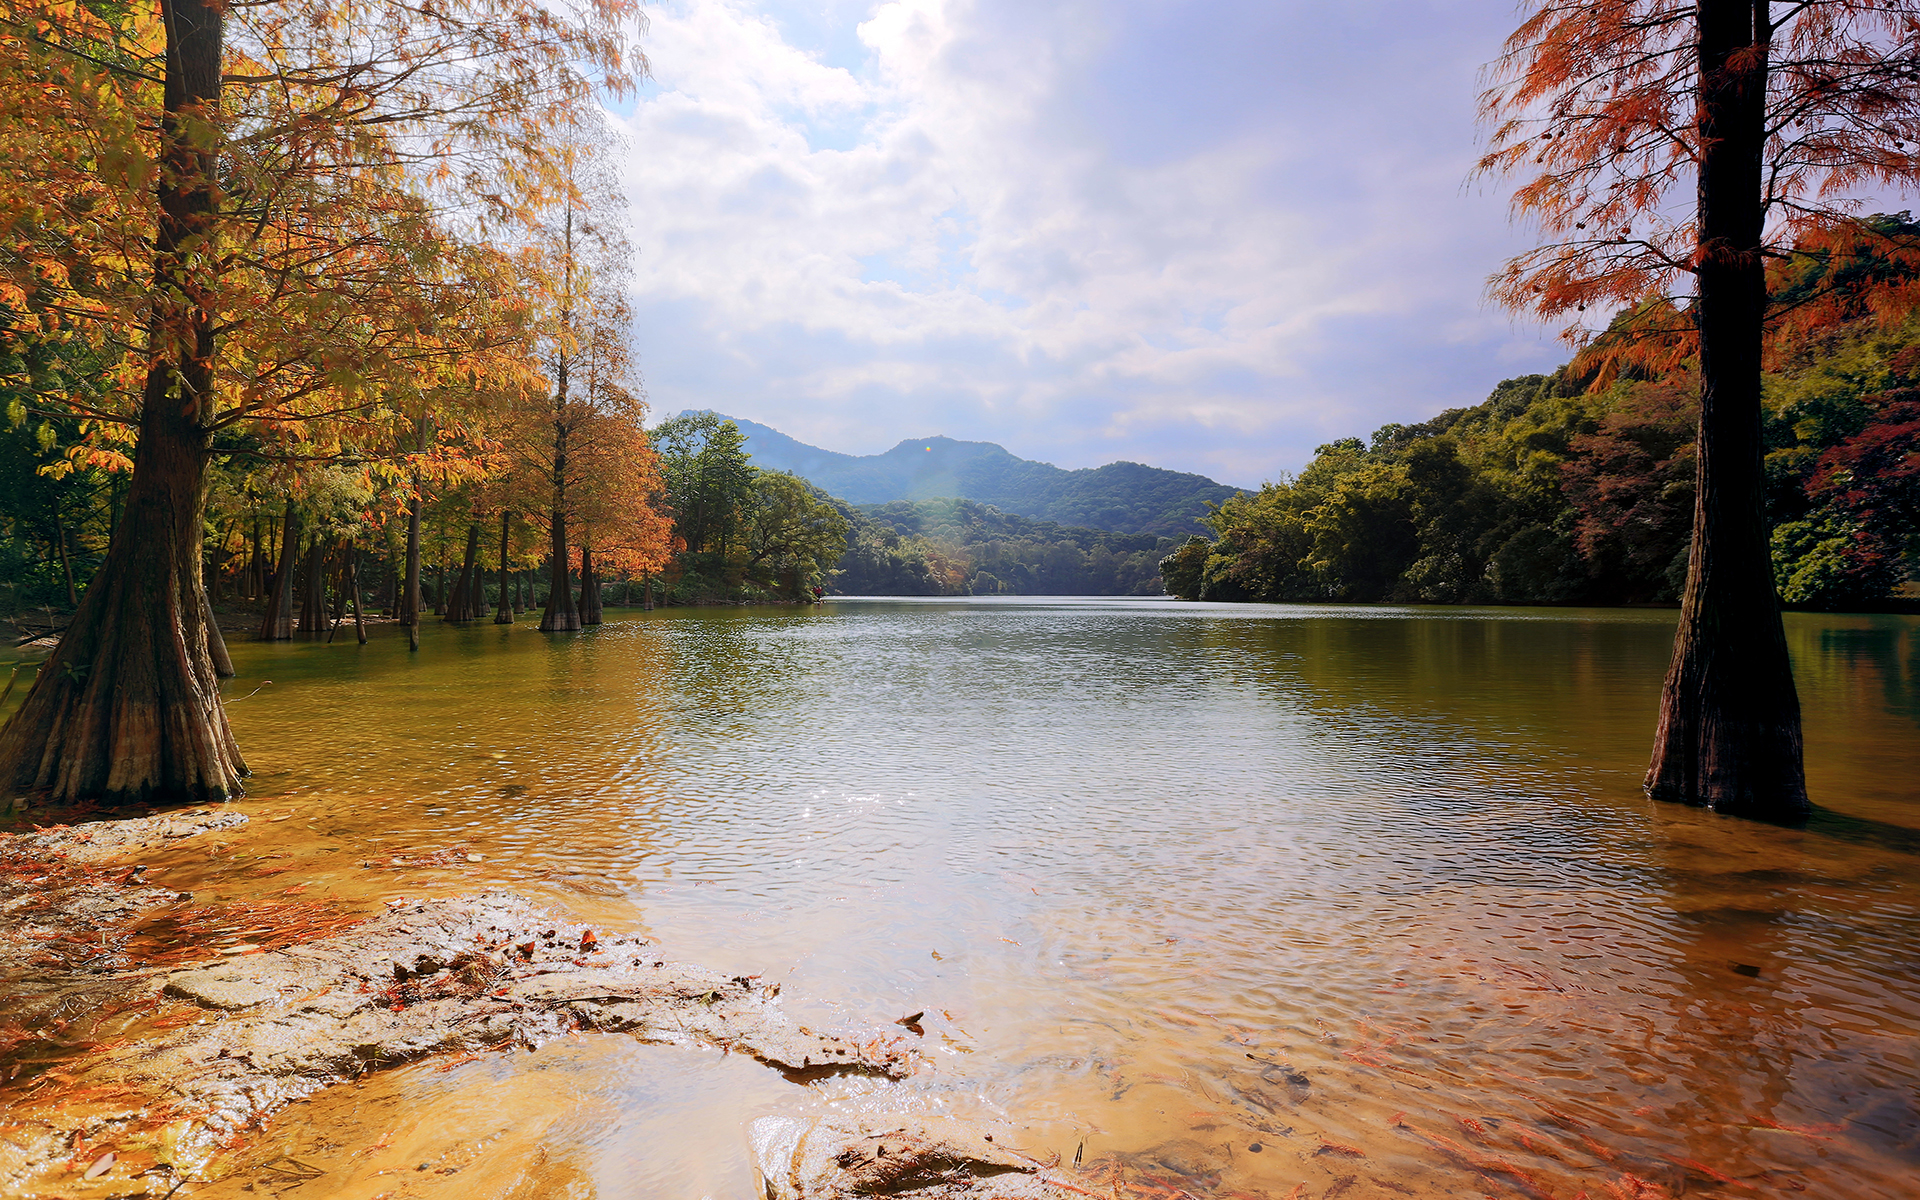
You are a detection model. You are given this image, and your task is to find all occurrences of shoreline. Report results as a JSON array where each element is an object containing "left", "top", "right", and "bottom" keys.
[{"left": 0, "top": 807, "right": 1093, "bottom": 1198}]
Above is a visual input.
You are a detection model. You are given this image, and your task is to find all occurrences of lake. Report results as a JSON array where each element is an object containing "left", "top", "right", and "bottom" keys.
[{"left": 8, "top": 598, "right": 1918, "bottom": 1198}]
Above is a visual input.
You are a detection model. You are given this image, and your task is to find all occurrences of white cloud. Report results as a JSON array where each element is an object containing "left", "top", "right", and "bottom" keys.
[{"left": 616, "top": 0, "right": 1566, "bottom": 484}]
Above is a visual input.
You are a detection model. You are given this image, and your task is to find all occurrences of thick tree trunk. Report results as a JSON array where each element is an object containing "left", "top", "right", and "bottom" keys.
[
  {"left": 539, "top": 407, "right": 580, "bottom": 632},
  {"left": 580, "top": 544, "right": 602, "bottom": 625},
  {"left": 1645, "top": 0, "right": 1809, "bottom": 821},
  {"left": 259, "top": 502, "right": 298, "bottom": 641},
  {"left": 0, "top": 0, "right": 245, "bottom": 811},
  {"left": 0, "top": 407, "right": 247, "bottom": 805},
  {"left": 296, "top": 536, "right": 328, "bottom": 634},
  {"left": 445, "top": 523, "right": 480, "bottom": 622},
  {"left": 540, "top": 535, "right": 581, "bottom": 632}
]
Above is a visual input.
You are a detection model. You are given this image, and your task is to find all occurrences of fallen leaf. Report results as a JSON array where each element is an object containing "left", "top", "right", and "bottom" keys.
[{"left": 84, "top": 1152, "right": 114, "bottom": 1179}]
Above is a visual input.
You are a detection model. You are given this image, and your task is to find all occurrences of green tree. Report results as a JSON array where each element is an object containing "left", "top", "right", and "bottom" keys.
[{"left": 743, "top": 473, "right": 850, "bottom": 597}]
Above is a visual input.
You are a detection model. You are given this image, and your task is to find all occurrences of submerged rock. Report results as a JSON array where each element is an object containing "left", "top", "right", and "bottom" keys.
[
  {"left": 0, "top": 816, "right": 913, "bottom": 1194},
  {"left": 751, "top": 1114, "right": 1087, "bottom": 1199},
  {"left": 4, "top": 806, "right": 248, "bottom": 863}
]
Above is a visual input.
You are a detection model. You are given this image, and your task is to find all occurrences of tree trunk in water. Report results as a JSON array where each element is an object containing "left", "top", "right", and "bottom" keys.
[
  {"left": 643, "top": 573, "right": 653, "bottom": 612},
  {"left": 0, "top": 0, "right": 243, "bottom": 805},
  {"left": 495, "top": 510, "right": 514, "bottom": 623},
  {"left": 259, "top": 503, "right": 298, "bottom": 641},
  {"left": 1645, "top": 0, "right": 1808, "bottom": 821},
  {"left": 404, "top": 477, "right": 423, "bottom": 652},
  {"left": 297, "top": 536, "right": 328, "bottom": 634},
  {"left": 445, "top": 523, "right": 480, "bottom": 622},
  {"left": 580, "top": 545, "right": 602, "bottom": 625},
  {"left": 539, "top": 417, "right": 580, "bottom": 633},
  {"left": 350, "top": 554, "right": 367, "bottom": 645},
  {"left": 540, "top": 540, "right": 581, "bottom": 632},
  {"left": 201, "top": 586, "right": 233, "bottom": 678}
]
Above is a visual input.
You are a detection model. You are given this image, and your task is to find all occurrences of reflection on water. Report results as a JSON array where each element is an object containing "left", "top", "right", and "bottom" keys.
[{"left": 8, "top": 599, "right": 1918, "bottom": 1198}]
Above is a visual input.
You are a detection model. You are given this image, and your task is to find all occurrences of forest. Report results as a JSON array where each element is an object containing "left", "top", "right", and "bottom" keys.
[
  {"left": 1164, "top": 224, "right": 1920, "bottom": 612},
  {"left": 833, "top": 498, "right": 1175, "bottom": 597}
]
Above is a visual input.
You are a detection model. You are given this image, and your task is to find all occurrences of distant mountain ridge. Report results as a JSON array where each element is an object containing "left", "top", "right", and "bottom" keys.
[{"left": 689, "top": 412, "right": 1242, "bottom": 537}]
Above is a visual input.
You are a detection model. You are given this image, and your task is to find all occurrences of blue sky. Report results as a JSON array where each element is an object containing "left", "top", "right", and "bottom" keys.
[{"left": 615, "top": 0, "right": 1568, "bottom": 488}]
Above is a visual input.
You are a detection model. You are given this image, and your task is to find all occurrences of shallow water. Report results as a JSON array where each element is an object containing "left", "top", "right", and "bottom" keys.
[{"left": 8, "top": 598, "right": 1920, "bottom": 1198}]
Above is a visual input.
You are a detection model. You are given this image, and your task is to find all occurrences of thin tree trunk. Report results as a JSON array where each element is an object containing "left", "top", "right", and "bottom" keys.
[
  {"left": 259, "top": 502, "right": 298, "bottom": 641},
  {"left": 495, "top": 509, "right": 514, "bottom": 623},
  {"left": 247, "top": 510, "right": 262, "bottom": 598},
  {"left": 52, "top": 498, "right": 77, "bottom": 608},
  {"left": 0, "top": 0, "right": 243, "bottom": 805},
  {"left": 208, "top": 517, "right": 236, "bottom": 602},
  {"left": 350, "top": 553, "right": 367, "bottom": 644},
  {"left": 1645, "top": 0, "right": 1808, "bottom": 821},
  {"left": 329, "top": 549, "right": 350, "bottom": 624},
  {"left": 404, "top": 416, "right": 425, "bottom": 650},
  {"left": 405, "top": 490, "right": 423, "bottom": 651},
  {"left": 202, "top": 586, "right": 233, "bottom": 678}
]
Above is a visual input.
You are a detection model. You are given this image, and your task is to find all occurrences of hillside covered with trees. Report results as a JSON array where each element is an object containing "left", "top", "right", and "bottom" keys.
[
  {"left": 721, "top": 414, "right": 1240, "bottom": 537},
  {"left": 1165, "top": 260, "right": 1920, "bottom": 612},
  {"left": 833, "top": 498, "right": 1174, "bottom": 597}
]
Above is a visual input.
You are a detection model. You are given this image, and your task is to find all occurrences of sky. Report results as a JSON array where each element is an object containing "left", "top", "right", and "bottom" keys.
[{"left": 613, "top": 0, "right": 1569, "bottom": 489}]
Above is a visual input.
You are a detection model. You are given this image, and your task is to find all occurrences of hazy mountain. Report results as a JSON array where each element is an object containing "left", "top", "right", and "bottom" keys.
[{"left": 690, "top": 412, "right": 1242, "bottom": 537}]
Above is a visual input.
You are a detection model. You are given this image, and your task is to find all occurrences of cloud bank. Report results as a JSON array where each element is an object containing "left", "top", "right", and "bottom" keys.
[{"left": 617, "top": 0, "right": 1566, "bottom": 486}]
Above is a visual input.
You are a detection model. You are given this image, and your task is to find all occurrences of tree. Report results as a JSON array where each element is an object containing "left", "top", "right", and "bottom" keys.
[
  {"left": 0, "top": 0, "right": 639, "bottom": 806},
  {"left": 653, "top": 412, "right": 757, "bottom": 569},
  {"left": 1479, "top": 1, "right": 1920, "bottom": 820},
  {"left": 742, "top": 472, "right": 850, "bottom": 597}
]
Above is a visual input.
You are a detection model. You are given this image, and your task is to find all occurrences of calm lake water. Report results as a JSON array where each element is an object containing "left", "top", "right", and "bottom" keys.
[{"left": 8, "top": 598, "right": 1920, "bottom": 1198}]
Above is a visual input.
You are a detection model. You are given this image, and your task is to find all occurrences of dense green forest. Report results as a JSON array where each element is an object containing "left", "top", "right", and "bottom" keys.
[
  {"left": 1164, "top": 304, "right": 1920, "bottom": 611},
  {"left": 832, "top": 498, "right": 1175, "bottom": 596},
  {"left": 724, "top": 414, "right": 1239, "bottom": 537}
]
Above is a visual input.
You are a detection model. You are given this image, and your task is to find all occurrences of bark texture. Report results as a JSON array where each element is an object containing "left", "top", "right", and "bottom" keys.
[
  {"left": 0, "top": 0, "right": 245, "bottom": 806},
  {"left": 540, "top": 396, "right": 580, "bottom": 632},
  {"left": 495, "top": 510, "right": 514, "bottom": 623},
  {"left": 1644, "top": 0, "right": 1809, "bottom": 820},
  {"left": 579, "top": 544, "right": 602, "bottom": 624},
  {"left": 258, "top": 503, "right": 297, "bottom": 641},
  {"left": 444, "top": 522, "right": 480, "bottom": 621},
  {"left": 295, "top": 537, "right": 327, "bottom": 634}
]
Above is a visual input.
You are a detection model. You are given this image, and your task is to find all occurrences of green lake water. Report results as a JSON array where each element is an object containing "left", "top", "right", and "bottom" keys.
[{"left": 5, "top": 598, "right": 1918, "bottom": 1199}]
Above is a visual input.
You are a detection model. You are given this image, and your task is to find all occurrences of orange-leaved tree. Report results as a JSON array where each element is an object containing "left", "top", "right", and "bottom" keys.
[
  {"left": 0, "top": 0, "right": 641, "bottom": 807},
  {"left": 1478, "top": 0, "right": 1920, "bottom": 821}
]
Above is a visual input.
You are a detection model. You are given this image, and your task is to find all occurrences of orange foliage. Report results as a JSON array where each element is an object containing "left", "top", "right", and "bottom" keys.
[
  {"left": 1479, "top": 2, "right": 1920, "bottom": 370},
  {"left": 0, "top": 0, "right": 643, "bottom": 469}
]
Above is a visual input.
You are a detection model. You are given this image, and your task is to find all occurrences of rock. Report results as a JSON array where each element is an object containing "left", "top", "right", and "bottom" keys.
[
  {"left": 751, "top": 1114, "right": 1085, "bottom": 1199},
  {"left": 163, "top": 968, "right": 286, "bottom": 1011},
  {"left": 0, "top": 892, "right": 913, "bottom": 1194},
  {"left": 5, "top": 807, "right": 248, "bottom": 862}
]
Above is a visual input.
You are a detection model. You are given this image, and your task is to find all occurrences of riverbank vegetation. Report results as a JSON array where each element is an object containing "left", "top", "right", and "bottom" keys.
[{"left": 1165, "top": 233, "right": 1920, "bottom": 614}]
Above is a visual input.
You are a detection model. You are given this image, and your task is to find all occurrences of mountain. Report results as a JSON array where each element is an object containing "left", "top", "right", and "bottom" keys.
[{"left": 694, "top": 412, "right": 1243, "bottom": 537}]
